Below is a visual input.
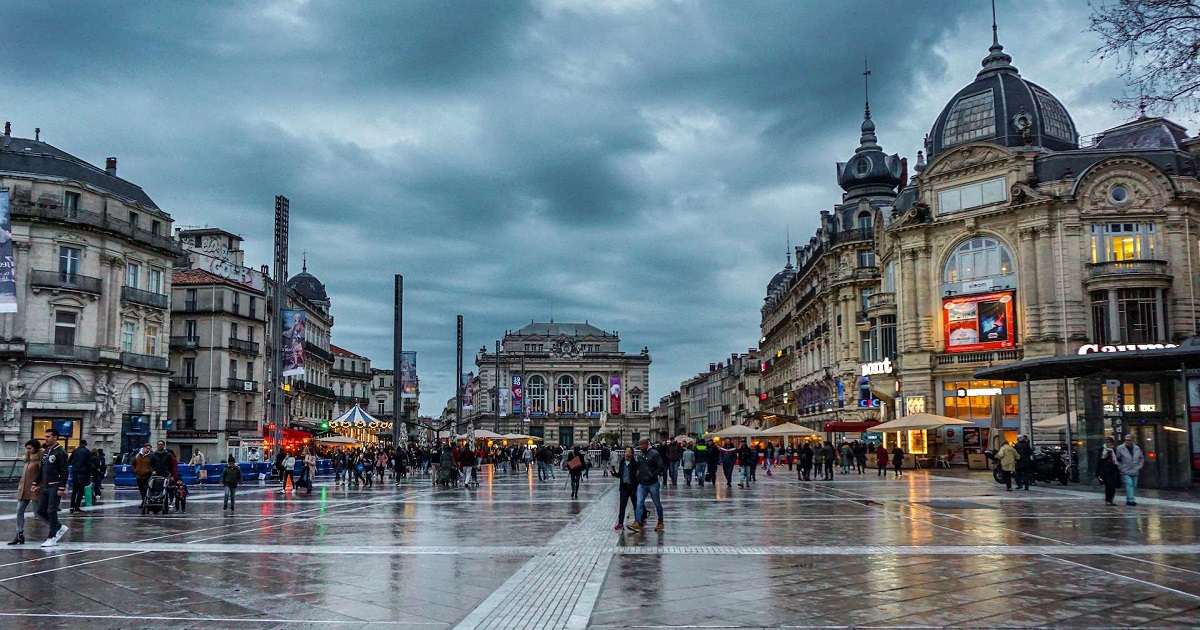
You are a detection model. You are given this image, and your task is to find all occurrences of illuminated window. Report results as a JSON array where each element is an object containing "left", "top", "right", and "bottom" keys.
[
  {"left": 943, "top": 237, "right": 1014, "bottom": 286},
  {"left": 1090, "top": 223, "right": 1157, "bottom": 262},
  {"left": 555, "top": 375, "right": 577, "bottom": 413},
  {"left": 527, "top": 375, "right": 547, "bottom": 413},
  {"left": 584, "top": 375, "right": 605, "bottom": 413},
  {"left": 942, "top": 90, "right": 995, "bottom": 147}
]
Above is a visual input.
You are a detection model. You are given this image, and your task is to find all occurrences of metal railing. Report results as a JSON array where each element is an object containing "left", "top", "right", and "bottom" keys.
[
  {"left": 829, "top": 227, "right": 874, "bottom": 245},
  {"left": 170, "top": 376, "right": 198, "bottom": 388},
  {"left": 120, "top": 351, "right": 169, "bottom": 371},
  {"left": 226, "top": 419, "right": 258, "bottom": 432},
  {"left": 9, "top": 202, "right": 181, "bottom": 254},
  {"left": 304, "top": 342, "right": 334, "bottom": 363},
  {"left": 228, "top": 338, "right": 260, "bottom": 354},
  {"left": 169, "top": 336, "right": 200, "bottom": 350},
  {"left": 935, "top": 349, "right": 1023, "bottom": 365},
  {"left": 1086, "top": 259, "right": 1168, "bottom": 279},
  {"left": 121, "top": 285, "right": 169, "bottom": 309},
  {"left": 227, "top": 378, "right": 259, "bottom": 393},
  {"left": 29, "top": 270, "right": 103, "bottom": 294},
  {"left": 299, "top": 381, "right": 336, "bottom": 399},
  {"left": 26, "top": 343, "right": 100, "bottom": 362}
]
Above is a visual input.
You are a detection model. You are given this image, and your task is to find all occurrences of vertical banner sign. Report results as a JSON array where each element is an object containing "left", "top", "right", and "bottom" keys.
[
  {"left": 281, "top": 309, "right": 306, "bottom": 376},
  {"left": 511, "top": 374, "right": 523, "bottom": 416},
  {"left": 400, "top": 351, "right": 418, "bottom": 399},
  {"left": 463, "top": 373, "right": 475, "bottom": 411},
  {"left": 609, "top": 375, "right": 622, "bottom": 415},
  {"left": 0, "top": 189, "right": 16, "bottom": 313},
  {"left": 499, "top": 388, "right": 510, "bottom": 417}
]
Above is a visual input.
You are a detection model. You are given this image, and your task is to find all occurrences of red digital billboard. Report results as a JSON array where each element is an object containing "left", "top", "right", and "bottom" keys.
[{"left": 943, "top": 291, "right": 1016, "bottom": 353}]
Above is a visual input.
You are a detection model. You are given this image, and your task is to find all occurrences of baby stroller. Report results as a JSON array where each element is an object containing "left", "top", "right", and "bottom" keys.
[{"left": 143, "top": 475, "right": 170, "bottom": 514}]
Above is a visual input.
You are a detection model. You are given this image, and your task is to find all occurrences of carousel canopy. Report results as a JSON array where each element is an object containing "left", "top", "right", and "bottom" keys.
[{"left": 333, "top": 404, "right": 377, "bottom": 427}]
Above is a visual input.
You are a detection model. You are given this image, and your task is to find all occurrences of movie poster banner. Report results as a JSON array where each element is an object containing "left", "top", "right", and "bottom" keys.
[
  {"left": 0, "top": 190, "right": 15, "bottom": 313},
  {"left": 281, "top": 309, "right": 306, "bottom": 377},
  {"left": 511, "top": 374, "right": 523, "bottom": 416},
  {"left": 609, "top": 375, "right": 621, "bottom": 415},
  {"left": 943, "top": 291, "right": 1015, "bottom": 353},
  {"left": 400, "top": 351, "right": 418, "bottom": 399}
]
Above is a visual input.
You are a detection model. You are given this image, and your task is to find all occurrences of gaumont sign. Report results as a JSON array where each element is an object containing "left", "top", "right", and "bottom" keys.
[
  {"left": 860, "top": 358, "right": 893, "bottom": 376},
  {"left": 1076, "top": 343, "right": 1178, "bottom": 355}
]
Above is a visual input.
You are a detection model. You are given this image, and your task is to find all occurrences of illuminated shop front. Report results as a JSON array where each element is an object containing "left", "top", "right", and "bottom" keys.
[
  {"left": 977, "top": 342, "right": 1200, "bottom": 489},
  {"left": 939, "top": 379, "right": 1021, "bottom": 454}
]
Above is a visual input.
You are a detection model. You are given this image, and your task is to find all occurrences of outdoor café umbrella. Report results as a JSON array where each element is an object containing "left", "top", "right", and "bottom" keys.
[
  {"left": 761, "top": 422, "right": 820, "bottom": 437},
  {"left": 673, "top": 434, "right": 695, "bottom": 443},
  {"left": 710, "top": 424, "right": 759, "bottom": 438},
  {"left": 317, "top": 435, "right": 357, "bottom": 445},
  {"left": 869, "top": 413, "right": 972, "bottom": 432}
]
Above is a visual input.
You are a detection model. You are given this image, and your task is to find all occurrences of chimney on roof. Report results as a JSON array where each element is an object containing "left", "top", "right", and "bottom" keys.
[
  {"left": 709, "top": 363, "right": 716, "bottom": 372},
  {"left": 3, "top": 122, "right": 9, "bottom": 137},
  {"left": 105, "top": 157, "right": 117, "bottom": 176},
  {"left": 34, "top": 128, "right": 40, "bottom": 141}
]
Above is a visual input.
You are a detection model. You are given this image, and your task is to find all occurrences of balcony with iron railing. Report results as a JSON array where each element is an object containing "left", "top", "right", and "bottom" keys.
[
  {"left": 26, "top": 343, "right": 100, "bottom": 362},
  {"left": 331, "top": 367, "right": 371, "bottom": 379},
  {"left": 169, "top": 336, "right": 200, "bottom": 350},
  {"left": 304, "top": 342, "right": 335, "bottom": 363},
  {"left": 29, "top": 270, "right": 103, "bottom": 295},
  {"left": 9, "top": 202, "right": 182, "bottom": 255},
  {"left": 935, "top": 349, "right": 1023, "bottom": 365},
  {"left": 228, "top": 338, "right": 260, "bottom": 354},
  {"left": 120, "top": 351, "right": 169, "bottom": 371},
  {"left": 829, "top": 227, "right": 874, "bottom": 246},
  {"left": 121, "top": 285, "right": 169, "bottom": 309},
  {"left": 170, "top": 376, "right": 198, "bottom": 388},
  {"left": 298, "top": 380, "right": 336, "bottom": 399},
  {"left": 227, "top": 378, "right": 259, "bottom": 393},
  {"left": 1085, "top": 259, "right": 1170, "bottom": 285}
]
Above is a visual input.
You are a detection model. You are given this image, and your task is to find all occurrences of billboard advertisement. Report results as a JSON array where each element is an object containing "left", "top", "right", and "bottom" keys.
[
  {"left": 511, "top": 373, "right": 523, "bottom": 416},
  {"left": 281, "top": 309, "right": 306, "bottom": 377},
  {"left": 0, "top": 190, "right": 15, "bottom": 313},
  {"left": 943, "top": 291, "right": 1015, "bottom": 353},
  {"left": 462, "top": 373, "right": 474, "bottom": 411},
  {"left": 399, "top": 351, "right": 418, "bottom": 399},
  {"left": 609, "top": 375, "right": 621, "bottom": 415}
]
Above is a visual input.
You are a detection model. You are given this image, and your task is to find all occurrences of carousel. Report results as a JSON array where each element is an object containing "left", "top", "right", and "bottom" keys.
[{"left": 327, "top": 405, "right": 393, "bottom": 446}]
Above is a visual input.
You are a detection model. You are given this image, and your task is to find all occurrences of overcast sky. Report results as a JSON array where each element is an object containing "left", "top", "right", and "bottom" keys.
[{"left": 1, "top": 0, "right": 1183, "bottom": 413}]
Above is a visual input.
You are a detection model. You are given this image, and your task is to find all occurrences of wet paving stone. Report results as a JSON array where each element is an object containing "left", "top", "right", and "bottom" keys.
[{"left": 0, "top": 467, "right": 1199, "bottom": 627}]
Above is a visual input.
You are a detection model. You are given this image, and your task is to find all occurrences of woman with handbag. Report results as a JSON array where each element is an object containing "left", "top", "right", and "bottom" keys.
[
  {"left": 566, "top": 446, "right": 585, "bottom": 499},
  {"left": 1096, "top": 436, "right": 1121, "bottom": 506}
]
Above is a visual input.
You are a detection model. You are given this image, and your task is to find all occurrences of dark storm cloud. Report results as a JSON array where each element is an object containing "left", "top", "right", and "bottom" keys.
[{"left": 0, "top": 0, "right": 1131, "bottom": 409}]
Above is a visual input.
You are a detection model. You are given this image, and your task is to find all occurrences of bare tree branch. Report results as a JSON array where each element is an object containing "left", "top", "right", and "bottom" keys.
[{"left": 1089, "top": 0, "right": 1200, "bottom": 114}]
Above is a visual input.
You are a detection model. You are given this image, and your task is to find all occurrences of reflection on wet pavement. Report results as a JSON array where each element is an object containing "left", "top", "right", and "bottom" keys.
[{"left": 0, "top": 466, "right": 1198, "bottom": 628}]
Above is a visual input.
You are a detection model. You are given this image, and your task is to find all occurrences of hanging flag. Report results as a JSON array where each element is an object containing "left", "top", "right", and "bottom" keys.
[
  {"left": 400, "top": 351, "right": 418, "bottom": 399},
  {"left": 511, "top": 373, "right": 523, "bottom": 415},
  {"left": 0, "top": 190, "right": 15, "bottom": 313},
  {"left": 609, "top": 375, "right": 622, "bottom": 415},
  {"left": 281, "top": 309, "right": 306, "bottom": 377}
]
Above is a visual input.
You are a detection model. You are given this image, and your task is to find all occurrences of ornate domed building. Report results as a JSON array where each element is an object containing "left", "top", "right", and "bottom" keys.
[{"left": 282, "top": 258, "right": 336, "bottom": 430}]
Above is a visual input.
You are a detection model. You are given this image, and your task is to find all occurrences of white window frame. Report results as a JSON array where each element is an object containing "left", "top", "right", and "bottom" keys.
[{"left": 937, "top": 177, "right": 1006, "bottom": 215}]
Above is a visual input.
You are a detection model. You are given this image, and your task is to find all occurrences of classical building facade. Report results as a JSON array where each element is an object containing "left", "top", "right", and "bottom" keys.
[
  {"left": 330, "top": 344, "right": 371, "bottom": 418},
  {"left": 371, "top": 368, "right": 393, "bottom": 420},
  {"left": 1, "top": 128, "right": 178, "bottom": 459},
  {"left": 284, "top": 265, "right": 335, "bottom": 429},
  {"left": 471, "top": 322, "right": 651, "bottom": 446}
]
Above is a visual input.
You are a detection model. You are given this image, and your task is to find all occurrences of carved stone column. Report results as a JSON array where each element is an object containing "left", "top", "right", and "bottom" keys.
[
  {"left": 1018, "top": 227, "right": 1040, "bottom": 341},
  {"left": 7, "top": 241, "right": 30, "bottom": 340},
  {"left": 1035, "top": 226, "right": 1057, "bottom": 341},
  {"left": 913, "top": 247, "right": 932, "bottom": 351}
]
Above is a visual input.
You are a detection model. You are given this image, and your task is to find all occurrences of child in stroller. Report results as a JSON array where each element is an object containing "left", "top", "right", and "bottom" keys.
[{"left": 142, "top": 475, "right": 170, "bottom": 514}]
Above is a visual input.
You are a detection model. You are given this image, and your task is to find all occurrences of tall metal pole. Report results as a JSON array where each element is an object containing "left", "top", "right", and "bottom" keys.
[
  {"left": 392, "top": 274, "right": 403, "bottom": 444},
  {"left": 457, "top": 315, "right": 468, "bottom": 449},
  {"left": 270, "top": 195, "right": 289, "bottom": 459},
  {"left": 494, "top": 340, "right": 501, "bottom": 434}
]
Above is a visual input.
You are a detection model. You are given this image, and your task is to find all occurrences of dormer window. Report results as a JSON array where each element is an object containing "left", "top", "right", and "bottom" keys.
[{"left": 937, "top": 177, "right": 1006, "bottom": 215}]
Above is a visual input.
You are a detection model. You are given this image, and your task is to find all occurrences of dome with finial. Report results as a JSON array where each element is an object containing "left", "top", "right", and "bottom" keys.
[
  {"left": 925, "top": 5, "right": 1078, "bottom": 161},
  {"left": 287, "top": 253, "right": 329, "bottom": 304},
  {"left": 837, "top": 61, "right": 903, "bottom": 197}
]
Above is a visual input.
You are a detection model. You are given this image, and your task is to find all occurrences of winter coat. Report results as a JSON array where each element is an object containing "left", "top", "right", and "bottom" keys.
[
  {"left": 222, "top": 463, "right": 242, "bottom": 487},
  {"left": 996, "top": 443, "right": 1018, "bottom": 472},
  {"left": 16, "top": 457, "right": 40, "bottom": 501},
  {"left": 133, "top": 452, "right": 153, "bottom": 478},
  {"left": 681, "top": 449, "right": 696, "bottom": 469},
  {"left": 1116, "top": 443, "right": 1145, "bottom": 476}
]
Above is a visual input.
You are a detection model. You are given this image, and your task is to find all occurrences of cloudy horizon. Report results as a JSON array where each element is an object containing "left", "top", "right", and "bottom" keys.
[{"left": 1, "top": 0, "right": 1185, "bottom": 412}]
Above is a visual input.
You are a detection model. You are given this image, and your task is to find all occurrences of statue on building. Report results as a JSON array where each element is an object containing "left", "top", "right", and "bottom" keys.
[
  {"left": 2, "top": 376, "right": 25, "bottom": 428},
  {"left": 95, "top": 372, "right": 117, "bottom": 429}
]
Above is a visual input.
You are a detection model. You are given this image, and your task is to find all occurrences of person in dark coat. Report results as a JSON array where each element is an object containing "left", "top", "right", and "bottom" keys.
[
  {"left": 1096, "top": 436, "right": 1121, "bottom": 506},
  {"left": 821, "top": 441, "right": 836, "bottom": 481},
  {"left": 1014, "top": 435, "right": 1034, "bottom": 490},
  {"left": 67, "top": 439, "right": 92, "bottom": 513},
  {"left": 90, "top": 448, "right": 107, "bottom": 505},
  {"left": 891, "top": 444, "right": 905, "bottom": 478},
  {"left": 611, "top": 447, "right": 637, "bottom": 530},
  {"left": 797, "top": 442, "right": 814, "bottom": 481},
  {"left": 705, "top": 441, "right": 720, "bottom": 483}
]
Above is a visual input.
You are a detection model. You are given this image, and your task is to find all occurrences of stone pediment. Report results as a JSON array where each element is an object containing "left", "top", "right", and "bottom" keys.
[
  {"left": 1072, "top": 157, "right": 1176, "bottom": 215},
  {"left": 923, "top": 143, "right": 1011, "bottom": 179}
]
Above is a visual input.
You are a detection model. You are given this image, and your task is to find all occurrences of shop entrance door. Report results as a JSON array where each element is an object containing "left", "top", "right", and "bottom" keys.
[
  {"left": 559, "top": 426, "right": 574, "bottom": 448},
  {"left": 1130, "top": 424, "right": 1164, "bottom": 488}
]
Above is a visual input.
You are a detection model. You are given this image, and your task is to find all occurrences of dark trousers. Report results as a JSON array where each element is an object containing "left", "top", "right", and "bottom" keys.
[
  {"left": 855, "top": 457, "right": 866, "bottom": 474},
  {"left": 1016, "top": 468, "right": 1031, "bottom": 490},
  {"left": 617, "top": 483, "right": 635, "bottom": 523},
  {"left": 1002, "top": 470, "right": 1013, "bottom": 490},
  {"left": 893, "top": 463, "right": 903, "bottom": 478},
  {"left": 36, "top": 486, "right": 62, "bottom": 536},
  {"left": 1103, "top": 475, "right": 1119, "bottom": 503},
  {"left": 137, "top": 476, "right": 150, "bottom": 501},
  {"left": 92, "top": 476, "right": 103, "bottom": 502},
  {"left": 799, "top": 464, "right": 811, "bottom": 481},
  {"left": 823, "top": 461, "right": 834, "bottom": 480},
  {"left": 570, "top": 472, "right": 582, "bottom": 498},
  {"left": 70, "top": 480, "right": 88, "bottom": 510},
  {"left": 721, "top": 462, "right": 734, "bottom": 486},
  {"left": 877, "top": 462, "right": 887, "bottom": 476}
]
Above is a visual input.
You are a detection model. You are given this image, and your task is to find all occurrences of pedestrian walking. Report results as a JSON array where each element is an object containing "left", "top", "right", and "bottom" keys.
[
  {"left": 132, "top": 443, "right": 152, "bottom": 502},
  {"left": 628, "top": 439, "right": 665, "bottom": 532},
  {"left": 839, "top": 442, "right": 852, "bottom": 475},
  {"left": 822, "top": 441, "right": 836, "bottom": 480},
  {"left": 8, "top": 439, "right": 41, "bottom": 546},
  {"left": 891, "top": 444, "right": 905, "bottom": 479},
  {"left": 853, "top": 441, "right": 867, "bottom": 475},
  {"left": 280, "top": 453, "right": 296, "bottom": 493},
  {"left": 1096, "top": 437, "right": 1121, "bottom": 506},
  {"left": 67, "top": 438, "right": 91, "bottom": 513},
  {"left": 705, "top": 441, "right": 719, "bottom": 484},
  {"left": 876, "top": 444, "right": 889, "bottom": 477},
  {"left": 798, "top": 442, "right": 813, "bottom": 481},
  {"left": 681, "top": 446, "right": 695, "bottom": 486},
  {"left": 996, "top": 440, "right": 1017, "bottom": 490},
  {"left": 222, "top": 455, "right": 241, "bottom": 513},
  {"left": 764, "top": 443, "right": 775, "bottom": 477},
  {"left": 301, "top": 448, "right": 316, "bottom": 495},
  {"left": 1014, "top": 435, "right": 1033, "bottom": 490},
  {"left": 665, "top": 440, "right": 682, "bottom": 487},
  {"left": 35, "top": 428, "right": 69, "bottom": 547},
  {"left": 90, "top": 448, "right": 107, "bottom": 505},
  {"left": 1115, "top": 434, "right": 1145, "bottom": 506},
  {"left": 566, "top": 446, "right": 585, "bottom": 499},
  {"left": 612, "top": 447, "right": 637, "bottom": 530},
  {"left": 736, "top": 440, "right": 754, "bottom": 488}
]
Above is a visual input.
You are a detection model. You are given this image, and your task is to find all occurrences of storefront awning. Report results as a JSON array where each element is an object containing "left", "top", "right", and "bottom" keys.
[{"left": 975, "top": 339, "right": 1200, "bottom": 381}]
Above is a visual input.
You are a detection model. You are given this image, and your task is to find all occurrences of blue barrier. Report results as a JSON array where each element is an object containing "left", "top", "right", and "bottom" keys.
[
  {"left": 201, "top": 463, "right": 224, "bottom": 484},
  {"left": 114, "top": 464, "right": 136, "bottom": 487}
]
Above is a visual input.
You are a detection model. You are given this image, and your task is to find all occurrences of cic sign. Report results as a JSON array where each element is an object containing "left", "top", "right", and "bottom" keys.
[
  {"left": 860, "top": 358, "right": 893, "bottom": 376},
  {"left": 1077, "top": 343, "right": 1177, "bottom": 355}
]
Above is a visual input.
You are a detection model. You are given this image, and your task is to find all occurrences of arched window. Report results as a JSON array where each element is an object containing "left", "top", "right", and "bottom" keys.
[
  {"left": 527, "top": 375, "right": 547, "bottom": 413},
  {"left": 555, "top": 375, "right": 577, "bottom": 414},
  {"left": 129, "top": 383, "right": 150, "bottom": 414},
  {"left": 584, "top": 375, "right": 605, "bottom": 413},
  {"left": 40, "top": 376, "right": 82, "bottom": 403},
  {"left": 856, "top": 210, "right": 873, "bottom": 232},
  {"left": 943, "top": 236, "right": 1014, "bottom": 291}
]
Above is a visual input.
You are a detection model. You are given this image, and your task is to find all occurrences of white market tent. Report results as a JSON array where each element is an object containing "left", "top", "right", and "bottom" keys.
[
  {"left": 457, "top": 429, "right": 504, "bottom": 440},
  {"left": 761, "top": 422, "right": 820, "bottom": 437},
  {"left": 502, "top": 433, "right": 543, "bottom": 441},
  {"left": 317, "top": 435, "right": 358, "bottom": 445},
  {"left": 869, "top": 413, "right": 973, "bottom": 432},
  {"left": 710, "top": 424, "right": 759, "bottom": 438}
]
